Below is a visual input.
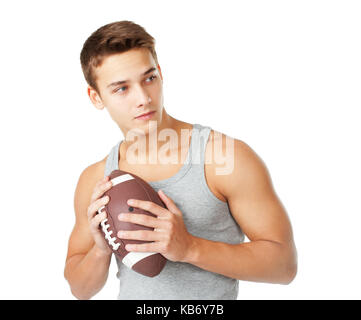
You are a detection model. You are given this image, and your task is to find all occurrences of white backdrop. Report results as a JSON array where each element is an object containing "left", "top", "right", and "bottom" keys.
[{"left": 0, "top": 0, "right": 360, "bottom": 300}]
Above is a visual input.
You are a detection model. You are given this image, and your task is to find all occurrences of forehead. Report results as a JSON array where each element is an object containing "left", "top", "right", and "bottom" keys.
[{"left": 95, "top": 48, "right": 156, "bottom": 86}]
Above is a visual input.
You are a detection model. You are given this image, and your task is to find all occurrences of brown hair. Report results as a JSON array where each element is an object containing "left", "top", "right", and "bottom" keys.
[{"left": 80, "top": 20, "right": 159, "bottom": 93}]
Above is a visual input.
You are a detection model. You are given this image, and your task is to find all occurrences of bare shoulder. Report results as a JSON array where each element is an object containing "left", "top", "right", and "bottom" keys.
[
  {"left": 208, "top": 130, "right": 295, "bottom": 245},
  {"left": 74, "top": 157, "right": 107, "bottom": 222},
  {"left": 205, "top": 129, "right": 271, "bottom": 202}
]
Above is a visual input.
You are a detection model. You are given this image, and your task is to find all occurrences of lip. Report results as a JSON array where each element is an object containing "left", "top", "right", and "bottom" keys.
[{"left": 135, "top": 111, "right": 156, "bottom": 120}]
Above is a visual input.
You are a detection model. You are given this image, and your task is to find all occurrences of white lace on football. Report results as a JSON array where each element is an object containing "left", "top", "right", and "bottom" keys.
[
  {"left": 98, "top": 206, "right": 120, "bottom": 251},
  {"left": 100, "top": 218, "right": 120, "bottom": 250}
]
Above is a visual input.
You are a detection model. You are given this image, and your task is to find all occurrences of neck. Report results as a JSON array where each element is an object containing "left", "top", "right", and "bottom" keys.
[{"left": 119, "top": 109, "right": 193, "bottom": 164}]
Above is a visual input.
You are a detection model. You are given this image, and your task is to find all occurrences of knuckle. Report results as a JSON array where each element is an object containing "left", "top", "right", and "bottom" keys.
[
  {"left": 165, "top": 220, "right": 173, "bottom": 230},
  {"left": 145, "top": 201, "right": 154, "bottom": 211},
  {"left": 136, "top": 213, "right": 145, "bottom": 221},
  {"left": 168, "top": 226, "right": 174, "bottom": 235},
  {"left": 92, "top": 184, "right": 99, "bottom": 193},
  {"left": 132, "top": 215, "right": 141, "bottom": 224},
  {"left": 93, "top": 213, "right": 105, "bottom": 227},
  {"left": 94, "top": 188, "right": 103, "bottom": 199},
  {"left": 165, "top": 239, "right": 172, "bottom": 249},
  {"left": 93, "top": 183, "right": 101, "bottom": 194},
  {"left": 139, "top": 230, "right": 148, "bottom": 238},
  {"left": 92, "top": 190, "right": 102, "bottom": 203},
  {"left": 162, "top": 242, "right": 169, "bottom": 252},
  {"left": 96, "top": 183, "right": 108, "bottom": 196},
  {"left": 142, "top": 231, "right": 151, "bottom": 240},
  {"left": 142, "top": 215, "right": 151, "bottom": 224},
  {"left": 96, "top": 197, "right": 107, "bottom": 209},
  {"left": 164, "top": 232, "right": 171, "bottom": 242},
  {"left": 97, "top": 213, "right": 107, "bottom": 226},
  {"left": 97, "top": 177, "right": 106, "bottom": 186},
  {"left": 90, "top": 218, "right": 99, "bottom": 230}
]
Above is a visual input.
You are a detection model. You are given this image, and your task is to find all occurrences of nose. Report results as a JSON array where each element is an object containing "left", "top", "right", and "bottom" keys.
[{"left": 134, "top": 84, "right": 151, "bottom": 107}]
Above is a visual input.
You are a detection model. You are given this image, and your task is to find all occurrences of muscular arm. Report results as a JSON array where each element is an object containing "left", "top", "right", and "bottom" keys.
[
  {"left": 64, "top": 242, "right": 111, "bottom": 299},
  {"left": 185, "top": 138, "right": 297, "bottom": 284},
  {"left": 64, "top": 163, "right": 112, "bottom": 299}
]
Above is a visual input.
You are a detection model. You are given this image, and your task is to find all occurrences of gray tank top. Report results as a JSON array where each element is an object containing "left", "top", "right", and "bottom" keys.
[{"left": 104, "top": 123, "right": 244, "bottom": 299}]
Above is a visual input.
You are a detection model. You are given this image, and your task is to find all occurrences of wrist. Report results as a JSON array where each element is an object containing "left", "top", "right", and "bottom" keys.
[
  {"left": 183, "top": 235, "right": 201, "bottom": 264},
  {"left": 93, "top": 244, "right": 112, "bottom": 259}
]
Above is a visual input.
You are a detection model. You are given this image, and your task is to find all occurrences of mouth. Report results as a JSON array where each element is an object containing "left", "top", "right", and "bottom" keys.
[{"left": 134, "top": 111, "right": 156, "bottom": 121}]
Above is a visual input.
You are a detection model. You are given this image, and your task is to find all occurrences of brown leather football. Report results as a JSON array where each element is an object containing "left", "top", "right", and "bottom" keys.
[{"left": 97, "top": 169, "right": 167, "bottom": 277}]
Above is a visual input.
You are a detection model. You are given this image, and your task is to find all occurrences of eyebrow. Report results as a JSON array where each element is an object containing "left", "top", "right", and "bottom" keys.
[{"left": 107, "top": 67, "right": 157, "bottom": 89}]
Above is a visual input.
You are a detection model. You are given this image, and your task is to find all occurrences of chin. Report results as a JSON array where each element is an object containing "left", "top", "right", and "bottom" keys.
[{"left": 129, "top": 120, "right": 159, "bottom": 137}]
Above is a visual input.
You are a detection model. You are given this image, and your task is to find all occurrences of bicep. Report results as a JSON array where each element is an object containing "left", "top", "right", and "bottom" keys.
[
  {"left": 224, "top": 141, "right": 294, "bottom": 245},
  {"left": 65, "top": 165, "right": 98, "bottom": 261}
]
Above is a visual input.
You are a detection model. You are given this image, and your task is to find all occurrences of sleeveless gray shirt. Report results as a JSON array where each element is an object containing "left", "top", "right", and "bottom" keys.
[{"left": 104, "top": 123, "right": 244, "bottom": 299}]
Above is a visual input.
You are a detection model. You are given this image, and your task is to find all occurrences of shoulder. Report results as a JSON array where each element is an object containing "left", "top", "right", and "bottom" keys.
[
  {"left": 206, "top": 129, "right": 271, "bottom": 202},
  {"left": 74, "top": 157, "right": 107, "bottom": 219},
  {"left": 77, "top": 157, "right": 107, "bottom": 189}
]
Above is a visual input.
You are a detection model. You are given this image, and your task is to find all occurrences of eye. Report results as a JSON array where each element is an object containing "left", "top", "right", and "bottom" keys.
[
  {"left": 128, "top": 207, "right": 134, "bottom": 212},
  {"left": 114, "top": 86, "right": 127, "bottom": 93},
  {"left": 145, "top": 75, "right": 157, "bottom": 82}
]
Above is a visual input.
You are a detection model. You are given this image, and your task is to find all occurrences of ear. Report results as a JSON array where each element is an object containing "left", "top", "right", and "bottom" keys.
[{"left": 88, "top": 86, "right": 105, "bottom": 110}]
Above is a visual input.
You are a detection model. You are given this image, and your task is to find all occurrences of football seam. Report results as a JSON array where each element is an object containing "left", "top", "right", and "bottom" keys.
[{"left": 105, "top": 199, "right": 123, "bottom": 251}]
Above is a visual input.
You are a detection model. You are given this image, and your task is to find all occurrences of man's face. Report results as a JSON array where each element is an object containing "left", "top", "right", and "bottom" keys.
[{"left": 89, "top": 47, "right": 164, "bottom": 135}]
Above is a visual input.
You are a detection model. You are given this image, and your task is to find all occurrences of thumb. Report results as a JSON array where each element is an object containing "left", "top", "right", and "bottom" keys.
[{"left": 158, "top": 189, "right": 182, "bottom": 215}]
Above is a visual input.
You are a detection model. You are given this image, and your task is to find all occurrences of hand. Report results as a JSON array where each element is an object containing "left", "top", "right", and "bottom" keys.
[
  {"left": 86, "top": 175, "right": 113, "bottom": 255},
  {"left": 117, "top": 190, "right": 195, "bottom": 262}
]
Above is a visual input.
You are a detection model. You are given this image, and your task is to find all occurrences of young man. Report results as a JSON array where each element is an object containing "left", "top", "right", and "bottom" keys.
[{"left": 64, "top": 20, "right": 297, "bottom": 300}]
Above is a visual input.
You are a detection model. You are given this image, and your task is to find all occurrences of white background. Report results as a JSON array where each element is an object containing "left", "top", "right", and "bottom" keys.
[{"left": 0, "top": 0, "right": 360, "bottom": 300}]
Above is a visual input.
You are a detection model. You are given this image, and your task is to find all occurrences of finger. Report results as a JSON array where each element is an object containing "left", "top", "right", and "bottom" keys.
[
  {"left": 127, "top": 199, "right": 168, "bottom": 217},
  {"left": 125, "top": 242, "right": 160, "bottom": 253},
  {"left": 93, "top": 175, "right": 109, "bottom": 191},
  {"left": 117, "top": 230, "right": 162, "bottom": 242},
  {"left": 87, "top": 195, "right": 109, "bottom": 220},
  {"left": 90, "top": 210, "right": 107, "bottom": 231},
  {"left": 118, "top": 213, "right": 165, "bottom": 229},
  {"left": 98, "top": 175, "right": 109, "bottom": 185},
  {"left": 158, "top": 189, "right": 182, "bottom": 215},
  {"left": 91, "top": 179, "right": 112, "bottom": 203}
]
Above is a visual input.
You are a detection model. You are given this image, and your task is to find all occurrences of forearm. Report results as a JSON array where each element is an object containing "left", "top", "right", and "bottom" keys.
[
  {"left": 186, "top": 236, "right": 297, "bottom": 284},
  {"left": 64, "top": 245, "right": 112, "bottom": 299}
]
